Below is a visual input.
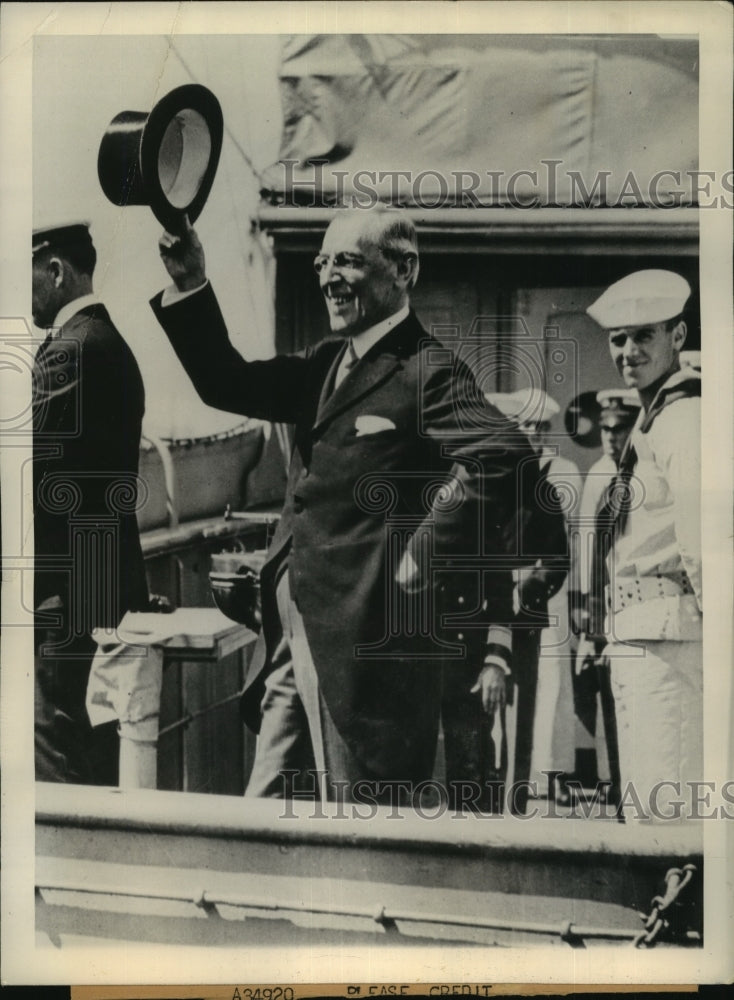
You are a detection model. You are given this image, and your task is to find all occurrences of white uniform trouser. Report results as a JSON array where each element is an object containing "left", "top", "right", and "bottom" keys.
[
  {"left": 605, "top": 639, "right": 702, "bottom": 821},
  {"left": 529, "top": 582, "right": 575, "bottom": 792}
]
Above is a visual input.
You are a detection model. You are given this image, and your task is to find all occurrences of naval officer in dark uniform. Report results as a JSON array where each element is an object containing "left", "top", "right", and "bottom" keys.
[{"left": 32, "top": 221, "right": 147, "bottom": 784}]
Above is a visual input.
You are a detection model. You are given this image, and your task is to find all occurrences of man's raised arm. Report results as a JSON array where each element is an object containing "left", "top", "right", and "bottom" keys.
[{"left": 150, "top": 217, "right": 311, "bottom": 424}]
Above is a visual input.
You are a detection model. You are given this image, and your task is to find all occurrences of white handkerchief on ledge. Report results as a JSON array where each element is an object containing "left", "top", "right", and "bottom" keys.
[
  {"left": 85, "top": 612, "right": 185, "bottom": 737},
  {"left": 86, "top": 608, "right": 245, "bottom": 738}
]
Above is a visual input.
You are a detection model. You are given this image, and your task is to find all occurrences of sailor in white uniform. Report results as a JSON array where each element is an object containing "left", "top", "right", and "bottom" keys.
[
  {"left": 574, "top": 388, "right": 640, "bottom": 800},
  {"left": 586, "top": 270, "right": 702, "bottom": 822}
]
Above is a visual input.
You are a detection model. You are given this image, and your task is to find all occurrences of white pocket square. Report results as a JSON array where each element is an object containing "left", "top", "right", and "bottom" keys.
[{"left": 355, "top": 415, "right": 396, "bottom": 436}]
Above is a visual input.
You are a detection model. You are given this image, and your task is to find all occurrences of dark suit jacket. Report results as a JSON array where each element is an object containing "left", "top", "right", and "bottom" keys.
[
  {"left": 33, "top": 303, "right": 148, "bottom": 637},
  {"left": 152, "top": 284, "right": 536, "bottom": 779}
]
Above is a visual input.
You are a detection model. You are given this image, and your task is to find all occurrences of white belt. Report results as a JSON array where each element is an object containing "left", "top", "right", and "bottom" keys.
[{"left": 611, "top": 573, "right": 695, "bottom": 610}]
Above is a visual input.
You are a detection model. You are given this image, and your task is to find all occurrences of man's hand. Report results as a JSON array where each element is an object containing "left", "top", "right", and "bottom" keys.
[
  {"left": 158, "top": 215, "right": 206, "bottom": 292},
  {"left": 470, "top": 663, "right": 507, "bottom": 716}
]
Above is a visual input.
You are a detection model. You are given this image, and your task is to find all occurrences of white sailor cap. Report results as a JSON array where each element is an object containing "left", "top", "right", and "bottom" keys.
[
  {"left": 679, "top": 351, "right": 701, "bottom": 372},
  {"left": 506, "top": 387, "right": 560, "bottom": 424},
  {"left": 596, "top": 388, "right": 641, "bottom": 418},
  {"left": 587, "top": 270, "right": 691, "bottom": 329},
  {"left": 32, "top": 220, "right": 93, "bottom": 256}
]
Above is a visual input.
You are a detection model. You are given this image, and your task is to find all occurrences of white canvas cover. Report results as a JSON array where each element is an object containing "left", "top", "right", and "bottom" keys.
[{"left": 261, "top": 34, "right": 698, "bottom": 206}]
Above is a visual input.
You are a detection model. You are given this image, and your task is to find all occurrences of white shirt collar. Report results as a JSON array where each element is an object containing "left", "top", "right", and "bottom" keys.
[
  {"left": 52, "top": 293, "right": 98, "bottom": 331},
  {"left": 350, "top": 304, "right": 410, "bottom": 358}
]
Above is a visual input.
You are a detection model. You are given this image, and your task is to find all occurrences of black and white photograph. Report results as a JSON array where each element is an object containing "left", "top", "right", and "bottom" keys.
[{"left": 1, "top": 0, "right": 732, "bottom": 989}]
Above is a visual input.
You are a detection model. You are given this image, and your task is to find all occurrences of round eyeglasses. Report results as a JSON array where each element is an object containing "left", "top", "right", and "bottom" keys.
[{"left": 313, "top": 251, "right": 365, "bottom": 275}]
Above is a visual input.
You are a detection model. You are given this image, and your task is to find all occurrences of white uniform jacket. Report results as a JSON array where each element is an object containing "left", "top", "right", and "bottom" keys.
[{"left": 606, "top": 368, "right": 702, "bottom": 642}]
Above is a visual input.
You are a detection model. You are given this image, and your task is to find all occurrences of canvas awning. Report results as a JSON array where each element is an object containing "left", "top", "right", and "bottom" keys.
[{"left": 261, "top": 34, "right": 699, "bottom": 208}]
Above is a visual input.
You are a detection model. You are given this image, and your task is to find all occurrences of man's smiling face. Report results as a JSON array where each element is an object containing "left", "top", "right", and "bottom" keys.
[
  {"left": 316, "top": 215, "right": 403, "bottom": 337},
  {"left": 608, "top": 320, "right": 685, "bottom": 391}
]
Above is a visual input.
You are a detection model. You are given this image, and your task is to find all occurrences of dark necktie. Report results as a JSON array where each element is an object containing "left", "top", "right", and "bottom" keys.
[
  {"left": 319, "top": 338, "right": 360, "bottom": 413},
  {"left": 588, "top": 449, "right": 636, "bottom": 636},
  {"left": 604, "top": 372, "right": 700, "bottom": 540},
  {"left": 344, "top": 338, "right": 359, "bottom": 372},
  {"left": 334, "top": 338, "right": 359, "bottom": 389},
  {"left": 589, "top": 372, "right": 701, "bottom": 635}
]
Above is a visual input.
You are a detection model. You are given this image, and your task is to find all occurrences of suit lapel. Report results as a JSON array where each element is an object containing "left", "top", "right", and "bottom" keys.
[
  {"left": 314, "top": 352, "right": 402, "bottom": 431},
  {"left": 315, "top": 339, "right": 350, "bottom": 419},
  {"left": 313, "top": 314, "right": 420, "bottom": 432}
]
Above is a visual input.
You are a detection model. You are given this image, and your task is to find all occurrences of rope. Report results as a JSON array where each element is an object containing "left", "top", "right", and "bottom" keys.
[{"left": 158, "top": 686, "right": 247, "bottom": 739}]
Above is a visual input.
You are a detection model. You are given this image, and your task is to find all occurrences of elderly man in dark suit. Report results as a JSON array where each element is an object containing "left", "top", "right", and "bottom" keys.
[
  {"left": 32, "top": 222, "right": 148, "bottom": 784},
  {"left": 152, "top": 208, "right": 535, "bottom": 805}
]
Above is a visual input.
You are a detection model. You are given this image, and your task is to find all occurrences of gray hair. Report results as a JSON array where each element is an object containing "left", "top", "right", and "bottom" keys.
[{"left": 365, "top": 208, "right": 420, "bottom": 289}]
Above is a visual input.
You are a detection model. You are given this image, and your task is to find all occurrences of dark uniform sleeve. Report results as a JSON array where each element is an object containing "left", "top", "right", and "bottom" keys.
[{"left": 407, "top": 350, "right": 539, "bottom": 672}]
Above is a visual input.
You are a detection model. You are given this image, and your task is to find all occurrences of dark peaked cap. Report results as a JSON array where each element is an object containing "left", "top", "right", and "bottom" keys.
[
  {"left": 596, "top": 388, "right": 641, "bottom": 419},
  {"left": 32, "top": 221, "right": 93, "bottom": 256}
]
